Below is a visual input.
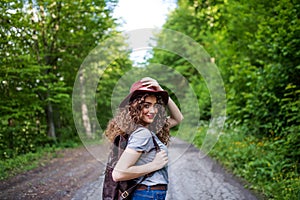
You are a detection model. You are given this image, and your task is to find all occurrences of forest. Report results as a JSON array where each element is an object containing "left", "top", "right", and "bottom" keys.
[{"left": 1, "top": 0, "right": 299, "bottom": 199}]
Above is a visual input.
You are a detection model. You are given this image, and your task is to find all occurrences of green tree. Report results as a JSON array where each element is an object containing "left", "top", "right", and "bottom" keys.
[
  {"left": 151, "top": 0, "right": 300, "bottom": 198},
  {"left": 0, "top": 0, "right": 129, "bottom": 158}
]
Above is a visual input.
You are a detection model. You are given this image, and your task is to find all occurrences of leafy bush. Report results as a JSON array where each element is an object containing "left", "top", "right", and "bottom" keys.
[
  {"left": 0, "top": 119, "right": 54, "bottom": 159},
  {"left": 0, "top": 146, "right": 57, "bottom": 180},
  {"left": 193, "top": 125, "right": 300, "bottom": 200}
]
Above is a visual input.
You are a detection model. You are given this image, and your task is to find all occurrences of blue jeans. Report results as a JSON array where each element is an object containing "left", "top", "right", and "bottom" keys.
[{"left": 131, "top": 188, "right": 167, "bottom": 200}]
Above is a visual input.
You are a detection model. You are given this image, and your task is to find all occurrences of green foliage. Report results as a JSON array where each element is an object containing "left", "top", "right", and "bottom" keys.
[
  {"left": 217, "top": 0, "right": 300, "bottom": 140},
  {"left": 0, "top": 153, "right": 38, "bottom": 180},
  {"left": 96, "top": 58, "right": 133, "bottom": 131},
  {"left": 0, "top": 0, "right": 128, "bottom": 160},
  {"left": 151, "top": 0, "right": 300, "bottom": 198},
  {"left": 0, "top": 120, "right": 54, "bottom": 159},
  {"left": 0, "top": 142, "right": 80, "bottom": 180},
  {"left": 194, "top": 126, "right": 300, "bottom": 200}
]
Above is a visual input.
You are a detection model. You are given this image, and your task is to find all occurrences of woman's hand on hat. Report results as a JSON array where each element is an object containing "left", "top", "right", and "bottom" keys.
[{"left": 141, "top": 77, "right": 163, "bottom": 91}]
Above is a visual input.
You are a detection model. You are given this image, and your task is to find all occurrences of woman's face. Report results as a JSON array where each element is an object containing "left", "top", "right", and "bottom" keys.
[{"left": 140, "top": 95, "right": 158, "bottom": 126}]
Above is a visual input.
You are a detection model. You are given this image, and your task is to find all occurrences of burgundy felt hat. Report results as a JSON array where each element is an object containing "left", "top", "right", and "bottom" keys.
[{"left": 119, "top": 80, "right": 169, "bottom": 107}]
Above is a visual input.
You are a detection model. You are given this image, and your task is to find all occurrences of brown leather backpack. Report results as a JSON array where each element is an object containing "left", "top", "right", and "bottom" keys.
[{"left": 102, "top": 132, "right": 159, "bottom": 200}]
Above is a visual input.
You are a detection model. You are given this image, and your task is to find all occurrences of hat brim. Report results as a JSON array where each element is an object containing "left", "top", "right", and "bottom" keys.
[{"left": 119, "top": 89, "right": 169, "bottom": 107}]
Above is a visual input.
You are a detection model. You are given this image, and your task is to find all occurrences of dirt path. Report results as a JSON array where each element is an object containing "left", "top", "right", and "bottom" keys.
[
  {"left": 0, "top": 146, "right": 105, "bottom": 200},
  {"left": 1, "top": 138, "right": 260, "bottom": 200}
]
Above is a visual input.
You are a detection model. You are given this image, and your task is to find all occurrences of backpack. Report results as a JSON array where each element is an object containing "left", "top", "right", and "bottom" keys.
[{"left": 102, "top": 130, "right": 159, "bottom": 200}]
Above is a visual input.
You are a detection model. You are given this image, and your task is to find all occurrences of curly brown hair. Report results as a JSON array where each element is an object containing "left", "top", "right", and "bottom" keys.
[{"left": 104, "top": 93, "right": 170, "bottom": 145}]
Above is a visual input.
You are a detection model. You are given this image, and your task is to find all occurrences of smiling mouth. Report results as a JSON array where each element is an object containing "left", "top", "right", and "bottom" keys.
[{"left": 147, "top": 114, "right": 155, "bottom": 119}]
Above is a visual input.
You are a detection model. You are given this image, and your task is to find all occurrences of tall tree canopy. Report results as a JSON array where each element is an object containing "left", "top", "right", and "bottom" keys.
[
  {"left": 150, "top": 0, "right": 299, "bottom": 197},
  {"left": 0, "top": 0, "right": 132, "bottom": 158},
  {"left": 152, "top": 0, "right": 299, "bottom": 147}
]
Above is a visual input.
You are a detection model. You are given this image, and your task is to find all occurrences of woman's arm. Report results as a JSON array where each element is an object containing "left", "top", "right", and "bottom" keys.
[
  {"left": 141, "top": 77, "right": 184, "bottom": 128},
  {"left": 112, "top": 148, "right": 168, "bottom": 182},
  {"left": 166, "top": 97, "right": 184, "bottom": 128}
]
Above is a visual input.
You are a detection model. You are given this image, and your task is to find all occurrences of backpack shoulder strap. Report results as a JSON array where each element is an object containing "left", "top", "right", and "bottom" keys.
[
  {"left": 151, "top": 134, "right": 160, "bottom": 152},
  {"left": 120, "top": 129, "right": 161, "bottom": 199}
]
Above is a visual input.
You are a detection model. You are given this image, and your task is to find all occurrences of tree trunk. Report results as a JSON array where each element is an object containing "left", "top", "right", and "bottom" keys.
[
  {"left": 46, "top": 100, "right": 56, "bottom": 140},
  {"left": 80, "top": 71, "right": 93, "bottom": 138}
]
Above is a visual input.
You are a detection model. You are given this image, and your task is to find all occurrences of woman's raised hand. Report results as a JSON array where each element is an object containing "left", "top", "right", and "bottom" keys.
[{"left": 140, "top": 77, "right": 164, "bottom": 91}]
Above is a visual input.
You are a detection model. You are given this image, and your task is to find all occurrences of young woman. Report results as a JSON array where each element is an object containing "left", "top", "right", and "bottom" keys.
[{"left": 104, "top": 77, "right": 183, "bottom": 200}]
